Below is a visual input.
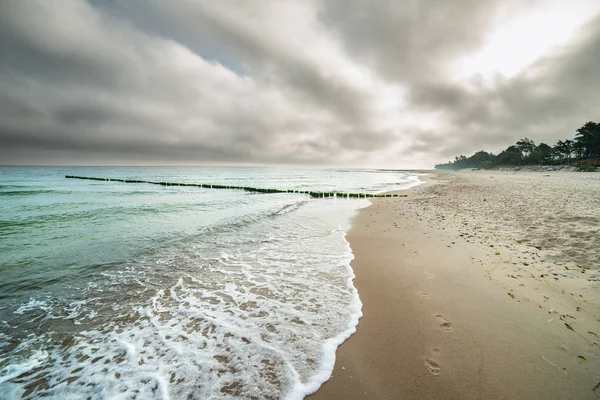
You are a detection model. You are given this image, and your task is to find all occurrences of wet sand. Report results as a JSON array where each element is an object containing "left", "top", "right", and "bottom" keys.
[{"left": 311, "top": 171, "right": 600, "bottom": 399}]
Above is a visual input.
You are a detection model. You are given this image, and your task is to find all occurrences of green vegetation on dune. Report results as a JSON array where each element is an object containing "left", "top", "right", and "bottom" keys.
[{"left": 435, "top": 121, "right": 600, "bottom": 170}]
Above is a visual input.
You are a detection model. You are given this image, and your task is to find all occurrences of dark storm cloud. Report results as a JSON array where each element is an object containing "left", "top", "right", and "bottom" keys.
[
  {"left": 320, "top": 0, "right": 501, "bottom": 81},
  {"left": 0, "top": 1, "right": 375, "bottom": 165},
  {"left": 0, "top": 0, "right": 599, "bottom": 167},
  {"left": 127, "top": 1, "right": 376, "bottom": 125}
]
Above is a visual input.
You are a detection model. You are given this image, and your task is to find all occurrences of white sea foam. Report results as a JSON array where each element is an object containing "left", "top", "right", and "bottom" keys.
[
  {"left": 286, "top": 230, "right": 364, "bottom": 399},
  {"left": 1, "top": 200, "right": 369, "bottom": 399},
  {"left": 13, "top": 298, "right": 51, "bottom": 315},
  {"left": 0, "top": 349, "right": 49, "bottom": 384}
]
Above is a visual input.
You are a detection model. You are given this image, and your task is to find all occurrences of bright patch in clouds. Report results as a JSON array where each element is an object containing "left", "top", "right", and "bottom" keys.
[{"left": 456, "top": 1, "right": 600, "bottom": 79}]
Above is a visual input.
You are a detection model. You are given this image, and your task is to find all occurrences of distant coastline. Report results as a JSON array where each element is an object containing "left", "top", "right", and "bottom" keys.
[{"left": 435, "top": 120, "right": 600, "bottom": 172}]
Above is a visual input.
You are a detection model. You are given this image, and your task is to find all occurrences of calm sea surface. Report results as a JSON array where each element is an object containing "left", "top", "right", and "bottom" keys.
[{"left": 0, "top": 166, "right": 419, "bottom": 399}]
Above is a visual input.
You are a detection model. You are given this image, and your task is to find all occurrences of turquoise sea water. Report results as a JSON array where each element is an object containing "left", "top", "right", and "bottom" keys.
[{"left": 0, "top": 166, "right": 418, "bottom": 399}]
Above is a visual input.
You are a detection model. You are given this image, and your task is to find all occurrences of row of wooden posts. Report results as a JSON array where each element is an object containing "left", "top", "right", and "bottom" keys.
[{"left": 65, "top": 175, "right": 407, "bottom": 198}]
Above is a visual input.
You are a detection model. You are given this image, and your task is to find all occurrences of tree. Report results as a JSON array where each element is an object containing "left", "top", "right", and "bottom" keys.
[
  {"left": 434, "top": 151, "right": 497, "bottom": 170},
  {"left": 554, "top": 139, "right": 574, "bottom": 164},
  {"left": 574, "top": 121, "right": 600, "bottom": 159},
  {"left": 467, "top": 150, "right": 496, "bottom": 169},
  {"left": 434, "top": 155, "right": 468, "bottom": 170},
  {"left": 453, "top": 155, "right": 468, "bottom": 169},
  {"left": 564, "top": 139, "right": 574, "bottom": 161},
  {"left": 434, "top": 120, "right": 599, "bottom": 168},
  {"left": 528, "top": 142, "right": 553, "bottom": 164},
  {"left": 496, "top": 145, "right": 523, "bottom": 165},
  {"left": 516, "top": 137, "right": 536, "bottom": 158},
  {"left": 469, "top": 150, "right": 495, "bottom": 163}
]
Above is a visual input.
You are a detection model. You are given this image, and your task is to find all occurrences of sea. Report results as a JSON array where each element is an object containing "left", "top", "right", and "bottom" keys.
[{"left": 0, "top": 166, "right": 420, "bottom": 400}]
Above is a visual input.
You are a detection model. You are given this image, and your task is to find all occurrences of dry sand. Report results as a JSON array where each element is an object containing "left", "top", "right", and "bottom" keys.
[{"left": 311, "top": 170, "right": 600, "bottom": 399}]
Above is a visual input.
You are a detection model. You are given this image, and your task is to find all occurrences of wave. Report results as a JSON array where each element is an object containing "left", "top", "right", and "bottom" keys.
[
  {"left": 0, "top": 189, "right": 66, "bottom": 197},
  {"left": 0, "top": 199, "right": 361, "bottom": 399}
]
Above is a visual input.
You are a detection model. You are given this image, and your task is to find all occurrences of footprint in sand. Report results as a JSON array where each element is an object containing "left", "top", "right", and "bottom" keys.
[
  {"left": 425, "top": 358, "right": 440, "bottom": 375},
  {"left": 425, "top": 271, "right": 435, "bottom": 278},
  {"left": 435, "top": 314, "right": 454, "bottom": 331},
  {"left": 425, "top": 347, "right": 441, "bottom": 375},
  {"left": 421, "top": 292, "right": 430, "bottom": 299}
]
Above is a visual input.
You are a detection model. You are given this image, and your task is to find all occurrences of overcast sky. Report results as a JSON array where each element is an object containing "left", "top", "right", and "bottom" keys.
[{"left": 1, "top": 0, "right": 599, "bottom": 168}]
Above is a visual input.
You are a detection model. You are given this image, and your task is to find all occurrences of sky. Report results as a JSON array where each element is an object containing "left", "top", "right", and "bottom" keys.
[{"left": 1, "top": 0, "right": 599, "bottom": 168}]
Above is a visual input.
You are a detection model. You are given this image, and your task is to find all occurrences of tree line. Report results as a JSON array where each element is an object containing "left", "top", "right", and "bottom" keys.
[{"left": 434, "top": 121, "right": 600, "bottom": 170}]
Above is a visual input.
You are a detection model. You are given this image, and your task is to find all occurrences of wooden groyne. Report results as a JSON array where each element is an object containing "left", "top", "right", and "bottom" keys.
[{"left": 64, "top": 175, "right": 407, "bottom": 198}]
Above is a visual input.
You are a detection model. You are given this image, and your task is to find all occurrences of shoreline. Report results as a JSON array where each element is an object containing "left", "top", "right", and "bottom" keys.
[{"left": 310, "top": 170, "right": 600, "bottom": 399}]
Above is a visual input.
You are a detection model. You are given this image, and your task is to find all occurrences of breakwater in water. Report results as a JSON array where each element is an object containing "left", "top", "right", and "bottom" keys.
[{"left": 65, "top": 175, "right": 407, "bottom": 198}]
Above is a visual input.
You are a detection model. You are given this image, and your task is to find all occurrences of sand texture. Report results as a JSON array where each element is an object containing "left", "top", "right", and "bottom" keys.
[{"left": 311, "top": 170, "right": 600, "bottom": 400}]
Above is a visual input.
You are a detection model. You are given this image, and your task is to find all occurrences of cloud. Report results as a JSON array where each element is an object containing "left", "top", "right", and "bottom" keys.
[
  {"left": 0, "top": 0, "right": 599, "bottom": 167},
  {"left": 406, "top": 12, "right": 600, "bottom": 160},
  {"left": 320, "top": 0, "right": 502, "bottom": 81},
  {"left": 321, "top": 0, "right": 600, "bottom": 161}
]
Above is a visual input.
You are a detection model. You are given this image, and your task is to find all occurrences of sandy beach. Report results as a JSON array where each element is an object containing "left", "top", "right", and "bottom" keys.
[{"left": 312, "top": 170, "right": 600, "bottom": 399}]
